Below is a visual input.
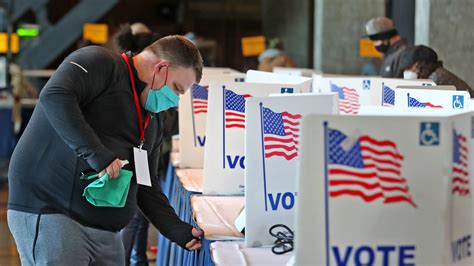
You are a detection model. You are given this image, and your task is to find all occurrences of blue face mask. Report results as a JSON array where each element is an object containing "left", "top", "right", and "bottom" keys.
[
  {"left": 144, "top": 69, "right": 180, "bottom": 113},
  {"left": 145, "top": 85, "right": 179, "bottom": 113}
]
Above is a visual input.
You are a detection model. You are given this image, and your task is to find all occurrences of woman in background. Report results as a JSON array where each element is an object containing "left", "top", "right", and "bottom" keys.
[{"left": 399, "top": 45, "right": 473, "bottom": 97}]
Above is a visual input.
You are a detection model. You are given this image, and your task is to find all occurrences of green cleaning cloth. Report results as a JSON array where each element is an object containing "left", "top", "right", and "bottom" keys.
[{"left": 82, "top": 169, "right": 133, "bottom": 208}]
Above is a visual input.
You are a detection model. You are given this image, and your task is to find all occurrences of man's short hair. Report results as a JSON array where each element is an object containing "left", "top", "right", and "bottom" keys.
[{"left": 145, "top": 35, "right": 203, "bottom": 82}]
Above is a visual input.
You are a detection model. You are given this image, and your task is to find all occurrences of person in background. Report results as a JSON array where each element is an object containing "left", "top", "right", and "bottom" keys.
[
  {"left": 257, "top": 38, "right": 296, "bottom": 72},
  {"left": 115, "top": 23, "right": 160, "bottom": 56},
  {"left": 399, "top": 45, "right": 473, "bottom": 97},
  {"left": 365, "top": 16, "right": 409, "bottom": 78},
  {"left": 8, "top": 35, "right": 203, "bottom": 265},
  {"left": 114, "top": 22, "right": 161, "bottom": 266},
  {"left": 10, "top": 63, "right": 38, "bottom": 134}
]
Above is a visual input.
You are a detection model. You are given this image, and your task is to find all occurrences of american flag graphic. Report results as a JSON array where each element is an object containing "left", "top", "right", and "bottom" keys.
[
  {"left": 327, "top": 127, "right": 417, "bottom": 208},
  {"left": 224, "top": 89, "right": 252, "bottom": 129},
  {"left": 382, "top": 84, "right": 395, "bottom": 106},
  {"left": 192, "top": 84, "right": 208, "bottom": 114},
  {"left": 452, "top": 129, "right": 470, "bottom": 197},
  {"left": 330, "top": 83, "right": 360, "bottom": 114},
  {"left": 407, "top": 93, "right": 443, "bottom": 108},
  {"left": 262, "top": 107, "right": 301, "bottom": 161}
]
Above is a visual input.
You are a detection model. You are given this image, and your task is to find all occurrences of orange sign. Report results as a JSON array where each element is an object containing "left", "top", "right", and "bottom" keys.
[
  {"left": 359, "top": 38, "right": 383, "bottom": 58},
  {"left": 0, "top": 33, "right": 19, "bottom": 53},
  {"left": 241, "top": 36, "right": 266, "bottom": 57},
  {"left": 83, "top": 23, "right": 108, "bottom": 44}
]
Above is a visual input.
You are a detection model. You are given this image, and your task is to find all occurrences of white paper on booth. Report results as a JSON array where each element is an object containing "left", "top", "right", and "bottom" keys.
[{"left": 244, "top": 94, "right": 338, "bottom": 247}]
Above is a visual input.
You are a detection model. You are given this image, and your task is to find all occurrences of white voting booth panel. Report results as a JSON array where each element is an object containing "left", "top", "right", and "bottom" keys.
[
  {"left": 317, "top": 77, "right": 376, "bottom": 115},
  {"left": 359, "top": 106, "right": 473, "bottom": 116},
  {"left": 293, "top": 114, "right": 473, "bottom": 265},
  {"left": 315, "top": 74, "right": 363, "bottom": 94},
  {"left": 375, "top": 78, "right": 435, "bottom": 107},
  {"left": 244, "top": 94, "right": 338, "bottom": 247},
  {"left": 272, "top": 67, "right": 315, "bottom": 77},
  {"left": 210, "top": 241, "right": 292, "bottom": 266},
  {"left": 397, "top": 85, "right": 456, "bottom": 91},
  {"left": 312, "top": 73, "right": 322, "bottom": 93},
  {"left": 393, "top": 88, "right": 470, "bottom": 111},
  {"left": 203, "top": 82, "right": 304, "bottom": 195},
  {"left": 245, "top": 70, "right": 312, "bottom": 93},
  {"left": 203, "top": 67, "right": 241, "bottom": 75},
  {"left": 179, "top": 74, "right": 246, "bottom": 168},
  {"left": 199, "top": 73, "right": 246, "bottom": 87}
]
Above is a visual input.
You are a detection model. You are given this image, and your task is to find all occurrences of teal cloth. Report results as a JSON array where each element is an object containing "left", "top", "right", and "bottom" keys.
[{"left": 82, "top": 169, "right": 133, "bottom": 208}]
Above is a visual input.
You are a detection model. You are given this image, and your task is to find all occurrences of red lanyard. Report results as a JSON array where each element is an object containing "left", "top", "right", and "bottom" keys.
[{"left": 121, "top": 53, "right": 149, "bottom": 147}]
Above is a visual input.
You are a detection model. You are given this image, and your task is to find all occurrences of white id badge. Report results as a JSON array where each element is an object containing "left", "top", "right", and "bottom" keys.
[{"left": 133, "top": 147, "right": 152, "bottom": 186}]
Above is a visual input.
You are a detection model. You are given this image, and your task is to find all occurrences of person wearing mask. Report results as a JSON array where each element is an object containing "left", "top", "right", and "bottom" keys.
[
  {"left": 257, "top": 38, "right": 296, "bottom": 72},
  {"left": 114, "top": 23, "right": 160, "bottom": 266},
  {"left": 365, "top": 16, "right": 409, "bottom": 78},
  {"left": 399, "top": 45, "right": 473, "bottom": 97},
  {"left": 7, "top": 35, "right": 203, "bottom": 265}
]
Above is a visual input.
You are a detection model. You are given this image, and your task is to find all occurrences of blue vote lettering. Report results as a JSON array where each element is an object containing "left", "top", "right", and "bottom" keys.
[
  {"left": 452, "top": 234, "right": 471, "bottom": 262},
  {"left": 268, "top": 192, "right": 296, "bottom": 210},
  {"left": 196, "top": 136, "right": 206, "bottom": 146},
  {"left": 226, "top": 155, "right": 245, "bottom": 169},
  {"left": 332, "top": 245, "right": 415, "bottom": 266}
]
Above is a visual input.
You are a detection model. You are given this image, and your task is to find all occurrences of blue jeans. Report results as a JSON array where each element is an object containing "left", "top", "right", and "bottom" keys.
[{"left": 120, "top": 209, "right": 150, "bottom": 266}]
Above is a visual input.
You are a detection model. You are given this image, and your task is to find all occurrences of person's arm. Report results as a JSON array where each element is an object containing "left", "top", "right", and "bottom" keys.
[
  {"left": 137, "top": 122, "right": 200, "bottom": 249},
  {"left": 39, "top": 47, "right": 117, "bottom": 171}
]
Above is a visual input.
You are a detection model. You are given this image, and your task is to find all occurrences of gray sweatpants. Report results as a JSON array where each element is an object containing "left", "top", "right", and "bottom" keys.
[{"left": 7, "top": 210, "right": 125, "bottom": 266}]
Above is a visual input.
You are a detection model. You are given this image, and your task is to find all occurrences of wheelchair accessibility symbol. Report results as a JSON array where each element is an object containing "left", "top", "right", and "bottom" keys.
[
  {"left": 281, "top": 87, "right": 294, "bottom": 94},
  {"left": 420, "top": 122, "right": 440, "bottom": 146},
  {"left": 452, "top": 95, "right": 464, "bottom": 109},
  {"left": 363, "top": 80, "right": 371, "bottom": 90}
]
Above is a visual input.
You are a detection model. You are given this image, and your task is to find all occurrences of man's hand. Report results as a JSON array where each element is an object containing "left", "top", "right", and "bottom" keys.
[
  {"left": 185, "top": 228, "right": 203, "bottom": 251},
  {"left": 99, "top": 159, "right": 127, "bottom": 179}
]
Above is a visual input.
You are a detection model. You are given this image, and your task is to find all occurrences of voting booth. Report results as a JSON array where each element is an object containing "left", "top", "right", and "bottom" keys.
[
  {"left": 202, "top": 81, "right": 305, "bottom": 195},
  {"left": 272, "top": 67, "right": 315, "bottom": 77},
  {"left": 244, "top": 94, "right": 338, "bottom": 247},
  {"left": 199, "top": 73, "right": 246, "bottom": 88},
  {"left": 318, "top": 77, "right": 375, "bottom": 115},
  {"left": 293, "top": 113, "right": 473, "bottom": 265},
  {"left": 179, "top": 73, "right": 246, "bottom": 168},
  {"left": 245, "top": 70, "right": 312, "bottom": 93},
  {"left": 374, "top": 78, "right": 436, "bottom": 106},
  {"left": 202, "top": 67, "right": 241, "bottom": 75},
  {"left": 393, "top": 88, "right": 470, "bottom": 111}
]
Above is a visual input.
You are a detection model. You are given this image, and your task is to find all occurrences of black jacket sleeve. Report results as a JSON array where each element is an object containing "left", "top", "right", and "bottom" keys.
[
  {"left": 137, "top": 122, "right": 194, "bottom": 249},
  {"left": 39, "top": 47, "right": 117, "bottom": 171}
]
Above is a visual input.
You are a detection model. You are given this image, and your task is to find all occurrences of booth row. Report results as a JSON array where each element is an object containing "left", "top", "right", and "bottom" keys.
[{"left": 155, "top": 67, "right": 474, "bottom": 265}]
